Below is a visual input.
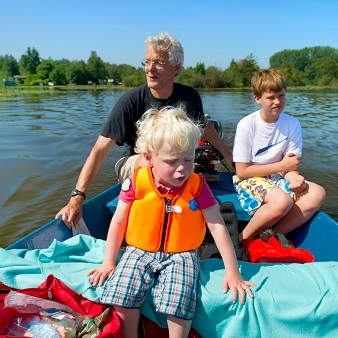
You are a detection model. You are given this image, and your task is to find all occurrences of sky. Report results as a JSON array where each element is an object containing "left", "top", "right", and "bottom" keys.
[{"left": 1, "top": 0, "right": 338, "bottom": 70}]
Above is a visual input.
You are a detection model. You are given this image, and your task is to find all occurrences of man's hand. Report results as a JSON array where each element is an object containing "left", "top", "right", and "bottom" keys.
[{"left": 55, "top": 195, "right": 84, "bottom": 228}]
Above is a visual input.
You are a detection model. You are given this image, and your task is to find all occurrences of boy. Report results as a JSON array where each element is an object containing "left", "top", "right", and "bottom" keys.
[
  {"left": 88, "top": 106, "right": 255, "bottom": 338},
  {"left": 233, "top": 69, "right": 326, "bottom": 241}
]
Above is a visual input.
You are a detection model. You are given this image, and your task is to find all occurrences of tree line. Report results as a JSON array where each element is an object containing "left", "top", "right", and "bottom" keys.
[{"left": 1, "top": 46, "right": 338, "bottom": 88}]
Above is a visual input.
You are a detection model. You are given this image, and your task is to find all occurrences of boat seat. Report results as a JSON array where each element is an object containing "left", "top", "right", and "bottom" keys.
[{"left": 211, "top": 189, "right": 251, "bottom": 222}]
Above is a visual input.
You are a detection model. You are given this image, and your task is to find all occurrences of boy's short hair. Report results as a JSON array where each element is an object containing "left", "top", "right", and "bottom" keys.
[
  {"left": 251, "top": 69, "right": 287, "bottom": 97},
  {"left": 135, "top": 106, "right": 201, "bottom": 155}
]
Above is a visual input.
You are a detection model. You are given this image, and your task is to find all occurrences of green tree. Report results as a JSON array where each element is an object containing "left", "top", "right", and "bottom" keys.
[
  {"left": 50, "top": 66, "right": 67, "bottom": 85},
  {"left": 24, "top": 74, "right": 45, "bottom": 85},
  {"left": 195, "top": 62, "right": 206, "bottom": 75},
  {"left": 238, "top": 54, "right": 259, "bottom": 87},
  {"left": 36, "top": 59, "right": 55, "bottom": 79},
  {"left": 177, "top": 66, "right": 204, "bottom": 88},
  {"left": 19, "top": 47, "right": 41, "bottom": 74},
  {"left": 304, "top": 57, "right": 338, "bottom": 85},
  {"left": 119, "top": 64, "right": 138, "bottom": 81},
  {"left": 224, "top": 54, "right": 259, "bottom": 88},
  {"left": 204, "top": 66, "right": 225, "bottom": 88},
  {"left": 270, "top": 49, "right": 308, "bottom": 71},
  {"left": 0, "top": 54, "right": 19, "bottom": 76},
  {"left": 308, "top": 46, "right": 338, "bottom": 61},
  {"left": 123, "top": 68, "right": 146, "bottom": 87},
  {"left": 87, "top": 51, "right": 107, "bottom": 83},
  {"left": 66, "top": 60, "right": 89, "bottom": 85},
  {"left": 177, "top": 66, "right": 193, "bottom": 86},
  {"left": 270, "top": 46, "right": 338, "bottom": 73},
  {"left": 279, "top": 64, "right": 305, "bottom": 86},
  {"left": 105, "top": 62, "right": 121, "bottom": 83},
  {"left": 223, "top": 59, "right": 243, "bottom": 88}
]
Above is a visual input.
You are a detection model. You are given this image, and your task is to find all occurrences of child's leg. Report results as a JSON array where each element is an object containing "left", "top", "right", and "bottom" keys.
[
  {"left": 273, "top": 181, "right": 326, "bottom": 234},
  {"left": 114, "top": 306, "right": 140, "bottom": 338},
  {"left": 241, "top": 188, "right": 293, "bottom": 240},
  {"left": 167, "top": 316, "right": 192, "bottom": 338}
]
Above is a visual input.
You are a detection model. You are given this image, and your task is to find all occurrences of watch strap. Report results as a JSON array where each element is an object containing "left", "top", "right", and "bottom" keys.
[{"left": 71, "top": 188, "right": 86, "bottom": 200}]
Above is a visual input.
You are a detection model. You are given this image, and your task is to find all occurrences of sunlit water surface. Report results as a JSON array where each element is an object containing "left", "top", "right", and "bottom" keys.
[{"left": 1, "top": 87, "right": 337, "bottom": 247}]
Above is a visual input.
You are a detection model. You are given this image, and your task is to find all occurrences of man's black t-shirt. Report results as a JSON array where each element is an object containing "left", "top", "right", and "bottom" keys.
[{"left": 101, "top": 83, "right": 205, "bottom": 156}]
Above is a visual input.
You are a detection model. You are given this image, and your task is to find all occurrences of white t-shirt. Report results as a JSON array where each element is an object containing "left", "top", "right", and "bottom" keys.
[{"left": 233, "top": 110, "right": 302, "bottom": 165}]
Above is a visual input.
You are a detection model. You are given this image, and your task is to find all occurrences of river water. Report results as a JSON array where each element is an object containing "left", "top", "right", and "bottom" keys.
[{"left": 1, "top": 87, "right": 337, "bottom": 247}]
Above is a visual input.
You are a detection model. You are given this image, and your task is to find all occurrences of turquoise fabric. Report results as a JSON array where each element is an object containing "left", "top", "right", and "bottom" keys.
[
  {"left": 1, "top": 235, "right": 338, "bottom": 337},
  {"left": 0, "top": 235, "right": 110, "bottom": 301}
]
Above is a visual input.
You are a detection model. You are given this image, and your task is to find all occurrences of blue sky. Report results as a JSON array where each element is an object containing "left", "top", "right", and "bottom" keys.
[{"left": 1, "top": 0, "right": 338, "bottom": 70}]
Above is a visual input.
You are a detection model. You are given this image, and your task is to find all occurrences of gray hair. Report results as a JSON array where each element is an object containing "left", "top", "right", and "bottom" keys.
[{"left": 145, "top": 32, "right": 184, "bottom": 68}]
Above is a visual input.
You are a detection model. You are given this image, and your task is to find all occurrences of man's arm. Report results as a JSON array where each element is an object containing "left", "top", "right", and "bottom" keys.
[
  {"left": 55, "top": 135, "right": 116, "bottom": 227},
  {"left": 203, "top": 121, "right": 234, "bottom": 171}
]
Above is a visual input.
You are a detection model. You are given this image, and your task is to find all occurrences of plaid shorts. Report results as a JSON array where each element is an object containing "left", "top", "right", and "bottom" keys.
[
  {"left": 100, "top": 246, "right": 200, "bottom": 320},
  {"left": 233, "top": 173, "right": 293, "bottom": 216}
]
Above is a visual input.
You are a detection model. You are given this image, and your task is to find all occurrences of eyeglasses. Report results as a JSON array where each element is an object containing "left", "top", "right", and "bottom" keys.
[{"left": 141, "top": 59, "right": 166, "bottom": 69}]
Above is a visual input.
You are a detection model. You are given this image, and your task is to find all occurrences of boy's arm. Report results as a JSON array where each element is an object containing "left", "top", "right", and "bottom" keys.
[
  {"left": 88, "top": 199, "right": 131, "bottom": 286},
  {"left": 202, "top": 204, "right": 255, "bottom": 304},
  {"left": 235, "top": 153, "right": 300, "bottom": 180}
]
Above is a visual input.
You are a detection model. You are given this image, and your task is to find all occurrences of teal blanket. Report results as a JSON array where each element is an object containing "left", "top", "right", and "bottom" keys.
[{"left": 1, "top": 235, "right": 338, "bottom": 337}]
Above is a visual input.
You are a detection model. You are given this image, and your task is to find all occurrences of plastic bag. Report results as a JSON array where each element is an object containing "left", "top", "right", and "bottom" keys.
[{"left": 0, "top": 275, "right": 123, "bottom": 338}]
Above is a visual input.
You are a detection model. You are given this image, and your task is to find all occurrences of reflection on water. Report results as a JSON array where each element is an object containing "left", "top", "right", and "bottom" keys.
[{"left": 1, "top": 88, "right": 337, "bottom": 247}]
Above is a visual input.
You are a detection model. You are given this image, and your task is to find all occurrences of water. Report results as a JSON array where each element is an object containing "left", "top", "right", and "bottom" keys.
[{"left": 1, "top": 87, "right": 337, "bottom": 247}]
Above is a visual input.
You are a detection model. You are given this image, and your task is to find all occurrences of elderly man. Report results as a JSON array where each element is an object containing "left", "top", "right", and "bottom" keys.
[{"left": 56, "top": 32, "right": 233, "bottom": 227}]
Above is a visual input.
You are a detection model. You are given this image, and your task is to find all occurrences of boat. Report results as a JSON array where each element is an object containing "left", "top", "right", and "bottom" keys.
[{"left": 1, "top": 120, "right": 338, "bottom": 337}]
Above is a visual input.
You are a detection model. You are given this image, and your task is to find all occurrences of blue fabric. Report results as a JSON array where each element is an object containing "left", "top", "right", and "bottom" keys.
[{"left": 1, "top": 235, "right": 338, "bottom": 337}]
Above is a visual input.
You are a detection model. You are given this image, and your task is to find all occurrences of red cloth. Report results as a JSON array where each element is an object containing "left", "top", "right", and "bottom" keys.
[{"left": 0, "top": 274, "right": 123, "bottom": 338}]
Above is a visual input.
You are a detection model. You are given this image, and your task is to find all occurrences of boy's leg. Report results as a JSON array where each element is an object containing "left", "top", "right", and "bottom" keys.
[
  {"left": 114, "top": 306, "right": 140, "bottom": 338},
  {"left": 273, "top": 181, "right": 326, "bottom": 234},
  {"left": 241, "top": 188, "right": 293, "bottom": 240},
  {"left": 167, "top": 316, "right": 192, "bottom": 338}
]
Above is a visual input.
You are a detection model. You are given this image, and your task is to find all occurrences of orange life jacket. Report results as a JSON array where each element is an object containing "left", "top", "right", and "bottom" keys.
[{"left": 125, "top": 166, "right": 206, "bottom": 253}]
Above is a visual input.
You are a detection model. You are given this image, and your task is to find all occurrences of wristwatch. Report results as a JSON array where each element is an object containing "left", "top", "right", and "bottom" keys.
[{"left": 71, "top": 188, "right": 86, "bottom": 200}]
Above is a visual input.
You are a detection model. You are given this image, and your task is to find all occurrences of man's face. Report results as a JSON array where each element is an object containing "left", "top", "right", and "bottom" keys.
[{"left": 144, "top": 47, "right": 180, "bottom": 97}]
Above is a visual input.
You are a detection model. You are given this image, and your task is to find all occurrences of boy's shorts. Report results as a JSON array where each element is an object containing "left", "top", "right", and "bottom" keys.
[
  {"left": 100, "top": 246, "right": 200, "bottom": 320},
  {"left": 233, "top": 174, "right": 293, "bottom": 216},
  {"left": 114, "top": 155, "right": 139, "bottom": 183}
]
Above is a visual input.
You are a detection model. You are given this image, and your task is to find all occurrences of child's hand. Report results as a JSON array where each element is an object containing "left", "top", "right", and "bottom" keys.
[
  {"left": 87, "top": 262, "right": 116, "bottom": 287},
  {"left": 281, "top": 153, "right": 300, "bottom": 172},
  {"left": 222, "top": 270, "right": 256, "bottom": 304},
  {"left": 289, "top": 175, "right": 307, "bottom": 193}
]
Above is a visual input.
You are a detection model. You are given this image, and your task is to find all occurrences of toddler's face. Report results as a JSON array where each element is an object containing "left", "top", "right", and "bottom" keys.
[{"left": 150, "top": 142, "right": 195, "bottom": 188}]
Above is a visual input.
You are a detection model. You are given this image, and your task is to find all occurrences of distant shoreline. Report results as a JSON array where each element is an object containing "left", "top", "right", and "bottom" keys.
[
  {"left": 2, "top": 85, "right": 337, "bottom": 102},
  {"left": 1, "top": 84, "right": 338, "bottom": 94}
]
